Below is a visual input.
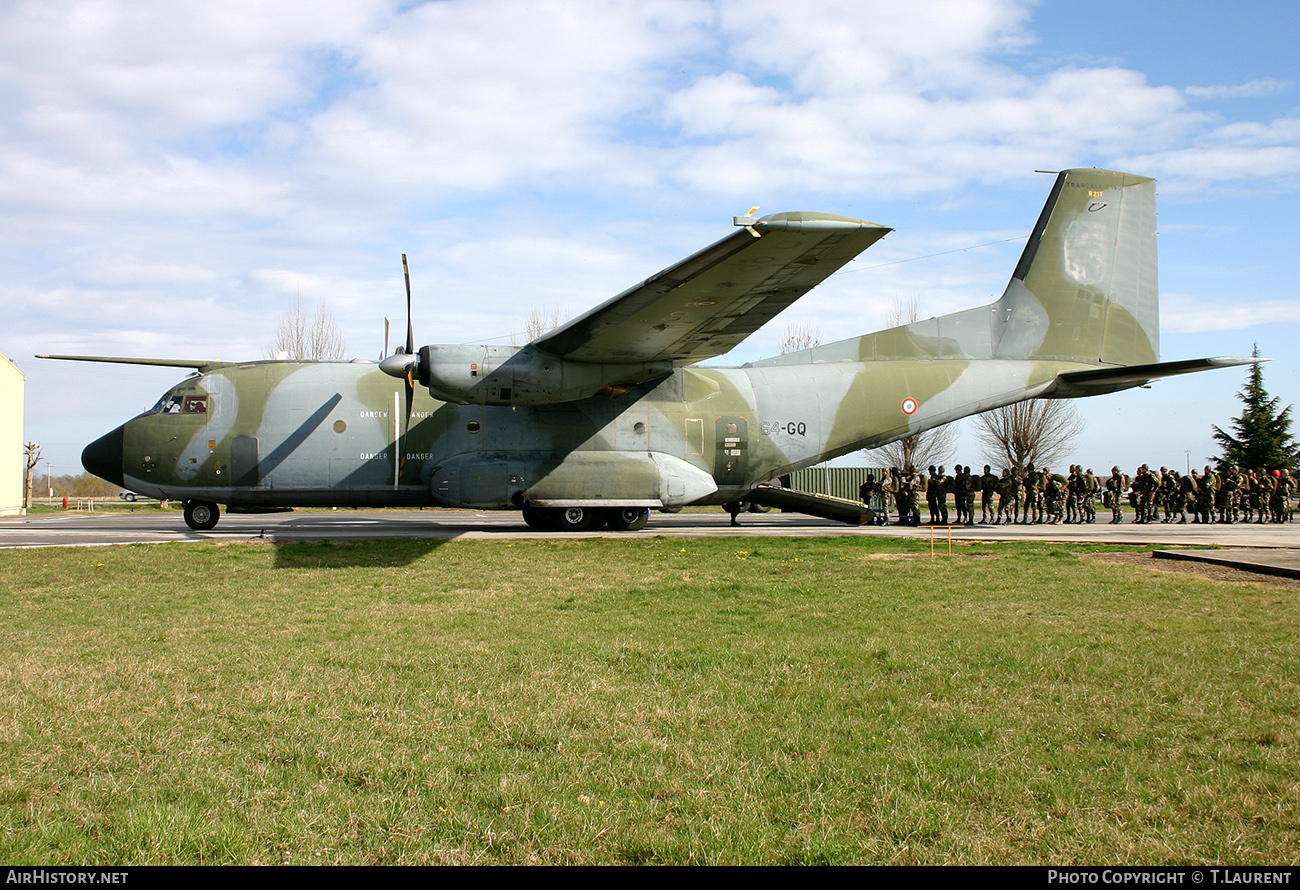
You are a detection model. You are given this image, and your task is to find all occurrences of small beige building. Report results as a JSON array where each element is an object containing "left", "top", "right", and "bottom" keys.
[{"left": 0, "top": 351, "right": 24, "bottom": 515}]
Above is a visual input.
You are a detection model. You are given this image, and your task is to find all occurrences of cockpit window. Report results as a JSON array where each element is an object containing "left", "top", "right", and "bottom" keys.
[
  {"left": 150, "top": 391, "right": 207, "bottom": 415},
  {"left": 152, "top": 394, "right": 183, "bottom": 414}
]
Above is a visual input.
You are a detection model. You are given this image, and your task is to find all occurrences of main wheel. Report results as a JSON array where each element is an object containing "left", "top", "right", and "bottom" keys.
[
  {"left": 549, "top": 506, "right": 595, "bottom": 532},
  {"left": 183, "top": 500, "right": 220, "bottom": 531},
  {"left": 521, "top": 507, "right": 552, "bottom": 530},
  {"left": 605, "top": 507, "right": 650, "bottom": 531}
]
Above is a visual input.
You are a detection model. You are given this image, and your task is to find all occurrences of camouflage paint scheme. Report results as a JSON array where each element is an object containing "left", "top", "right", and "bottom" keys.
[{"left": 52, "top": 169, "right": 1252, "bottom": 530}]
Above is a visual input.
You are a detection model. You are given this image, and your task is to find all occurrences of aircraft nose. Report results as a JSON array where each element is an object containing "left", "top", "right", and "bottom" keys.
[{"left": 82, "top": 425, "right": 125, "bottom": 488}]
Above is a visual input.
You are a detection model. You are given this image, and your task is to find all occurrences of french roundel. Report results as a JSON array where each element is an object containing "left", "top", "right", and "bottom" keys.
[{"left": 900, "top": 397, "right": 918, "bottom": 415}]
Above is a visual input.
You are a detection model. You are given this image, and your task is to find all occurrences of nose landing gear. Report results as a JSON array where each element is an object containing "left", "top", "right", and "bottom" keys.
[{"left": 184, "top": 500, "right": 220, "bottom": 531}]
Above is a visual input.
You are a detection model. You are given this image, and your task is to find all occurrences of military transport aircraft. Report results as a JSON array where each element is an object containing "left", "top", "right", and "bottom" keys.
[{"left": 45, "top": 168, "right": 1252, "bottom": 531}]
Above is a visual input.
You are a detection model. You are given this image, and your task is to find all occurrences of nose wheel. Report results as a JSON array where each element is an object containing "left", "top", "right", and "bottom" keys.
[{"left": 183, "top": 500, "right": 220, "bottom": 531}]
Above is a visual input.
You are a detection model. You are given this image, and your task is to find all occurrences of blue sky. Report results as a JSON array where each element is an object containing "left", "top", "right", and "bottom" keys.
[{"left": 4, "top": 0, "right": 1298, "bottom": 479}]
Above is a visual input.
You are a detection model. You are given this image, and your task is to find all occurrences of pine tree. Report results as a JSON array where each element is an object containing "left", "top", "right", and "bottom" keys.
[{"left": 1212, "top": 346, "right": 1300, "bottom": 472}]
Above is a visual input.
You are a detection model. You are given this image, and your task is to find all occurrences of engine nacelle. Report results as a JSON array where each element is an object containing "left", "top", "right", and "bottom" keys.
[{"left": 417, "top": 344, "right": 670, "bottom": 406}]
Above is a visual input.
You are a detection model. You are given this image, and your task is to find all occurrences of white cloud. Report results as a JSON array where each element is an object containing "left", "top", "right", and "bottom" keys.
[
  {"left": 300, "top": 0, "right": 711, "bottom": 197},
  {"left": 0, "top": 0, "right": 385, "bottom": 148},
  {"left": 1161, "top": 292, "right": 1300, "bottom": 334},
  {"left": 1186, "top": 79, "right": 1292, "bottom": 100}
]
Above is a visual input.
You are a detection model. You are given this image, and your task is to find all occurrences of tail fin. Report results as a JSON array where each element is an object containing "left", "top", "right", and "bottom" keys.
[
  {"left": 749, "top": 168, "right": 1160, "bottom": 369},
  {"left": 994, "top": 168, "right": 1158, "bottom": 366}
]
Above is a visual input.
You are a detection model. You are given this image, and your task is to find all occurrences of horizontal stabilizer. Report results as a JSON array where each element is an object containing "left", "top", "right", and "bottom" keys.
[{"left": 1045, "top": 356, "right": 1261, "bottom": 396}]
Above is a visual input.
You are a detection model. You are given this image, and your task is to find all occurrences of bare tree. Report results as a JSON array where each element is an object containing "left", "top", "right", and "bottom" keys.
[
  {"left": 527, "top": 305, "right": 568, "bottom": 342},
  {"left": 266, "top": 295, "right": 348, "bottom": 360},
  {"left": 884, "top": 294, "right": 921, "bottom": 330},
  {"left": 973, "top": 399, "right": 1084, "bottom": 470},
  {"left": 778, "top": 320, "right": 821, "bottom": 355},
  {"left": 864, "top": 422, "right": 960, "bottom": 473},
  {"left": 510, "top": 305, "right": 569, "bottom": 346},
  {"left": 861, "top": 295, "right": 959, "bottom": 471},
  {"left": 23, "top": 441, "right": 41, "bottom": 509},
  {"left": 49, "top": 472, "right": 121, "bottom": 499}
]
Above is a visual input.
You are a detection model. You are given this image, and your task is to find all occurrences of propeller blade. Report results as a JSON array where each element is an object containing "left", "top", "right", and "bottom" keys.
[
  {"left": 380, "top": 255, "right": 420, "bottom": 382},
  {"left": 382, "top": 317, "right": 390, "bottom": 361},
  {"left": 402, "top": 254, "right": 414, "bottom": 356},
  {"left": 396, "top": 255, "right": 417, "bottom": 477}
]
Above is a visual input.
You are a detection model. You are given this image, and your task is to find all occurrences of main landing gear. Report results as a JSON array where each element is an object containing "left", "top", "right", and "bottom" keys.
[
  {"left": 183, "top": 499, "right": 220, "bottom": 531},
  {"left": 521, "top": 506, "right": 651, "bottom": 532}
]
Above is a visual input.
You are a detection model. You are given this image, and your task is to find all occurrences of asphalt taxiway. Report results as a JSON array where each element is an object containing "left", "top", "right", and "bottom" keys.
[{"left": 3, "top": 509, "right": 1298, "bottom": 579}]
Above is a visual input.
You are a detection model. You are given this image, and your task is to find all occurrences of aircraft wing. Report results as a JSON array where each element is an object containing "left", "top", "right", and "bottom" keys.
[
  {"left": 532, "top": 212, "right": 891, "bottom": 364},
  {"left": 37, "top": 355, "right": 226, "bottom": 372}
]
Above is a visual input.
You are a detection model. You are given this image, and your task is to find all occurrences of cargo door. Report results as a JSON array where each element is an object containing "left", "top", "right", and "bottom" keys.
[{"left": 232, "top": 436, "right": 260, "bottom": 488}]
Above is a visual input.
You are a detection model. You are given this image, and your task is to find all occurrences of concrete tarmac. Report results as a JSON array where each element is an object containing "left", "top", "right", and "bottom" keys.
[{"left": 1152, "top": 547, "right": 1300, "bottom": 580}]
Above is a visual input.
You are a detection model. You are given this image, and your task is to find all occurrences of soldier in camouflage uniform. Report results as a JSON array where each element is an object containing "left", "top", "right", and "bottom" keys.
[
  {"left": 859, "top": 473, "right": 883, "bottom": 525},
  {"left": 1255, "top": 470, "right": 1274, "bottom": 523},
  {"left": 894, "top": 467, "right": 919, "bottom": 526},
  {"left": 1192, "top": 468, "right": 1216, "bottom": 524},
  {"left": 980, "top": 464, "right": 999, "bottom": 524},
  {"left": 926, "top": 466, "right": 942, "bottom": 524},
  {"left": 859, "top": 474, "right": 875, "bottom": 507},
  {"left": 1269, "top": 470, "right": 1293, "bottom": 523},
  {"left": 1082, "top": 468, "right": 1099, "bottom": 523},
  {"left": 1043, "top": 468, "right": 1065, "bottom": 524},
  {"left": 1279, "top": 467, "right": 1289, "bottom": 524},
  {"left": 960, "top": 465, "right": 978, "bottom": 526},
  {"left": 1204, "top": 466, "right": 1221, "bottom": 523},
  {"left": 1158, "top": 467, "right": 1177, "bottom": 523},
  {"left": 1131, "top": 465, "right": 1158, "bottom": 524},
  {"left": 876, "top": 469, "right": 894, "bottom": 524},
  {"left": 1217, "top": 466, "right": 1240, "bottom": 524},
  {"left": 890, "top": 467, "right": 910, "bottom": 524},
  {"left": 1247, "top": 470, "right": 1266, "bottom": 523},
  {"left": 1021, "top": 463, "right": 1041, "bottom": 524},
  {"left": 935, "top": 466, "right": 952, "bottom": 524},
  {"left": 1065, "top": 465, "right": 1084, "bottom": 523},
  {"left": 1105, "top": 466, "right": 1129, "bottom": 524},
  {"left": 995, "top": 468, "right": 1016, "bottom": 524},
  {"left": 950, "top": 465, "right": 967, "bottom": 525},
  {"left": 1175, "top": 469, "right": 1194, "bottom": 524}
]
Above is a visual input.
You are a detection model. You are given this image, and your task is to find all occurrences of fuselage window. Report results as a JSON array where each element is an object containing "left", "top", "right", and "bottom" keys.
[{"left": 182, "top": 396, "right": 208, "bottom": 415}]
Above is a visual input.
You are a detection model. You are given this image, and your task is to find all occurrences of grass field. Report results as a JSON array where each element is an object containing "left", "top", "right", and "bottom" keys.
[{"left": 0, "top": 536, "right": 1296, "bottom": 864}]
